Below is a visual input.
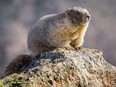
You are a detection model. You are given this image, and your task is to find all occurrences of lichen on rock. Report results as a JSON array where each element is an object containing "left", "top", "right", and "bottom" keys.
[{"left": 0, "top": 48, "right": 116, "bottom": 87}]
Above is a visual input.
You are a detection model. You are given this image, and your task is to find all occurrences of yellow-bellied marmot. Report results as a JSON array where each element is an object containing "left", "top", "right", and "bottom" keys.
[{"left": 4, "top": 7, "right": 91, "bottom": 77}]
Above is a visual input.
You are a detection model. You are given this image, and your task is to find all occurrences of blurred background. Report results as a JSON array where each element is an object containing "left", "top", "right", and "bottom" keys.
[{"left": 0, "top": 0, "right": 116, "bottom": 77}]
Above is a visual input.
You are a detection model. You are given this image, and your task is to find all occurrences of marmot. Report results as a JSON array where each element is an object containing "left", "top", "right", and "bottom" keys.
[{"left": 4, "top": 7, "right": 91, "bottom": 77}]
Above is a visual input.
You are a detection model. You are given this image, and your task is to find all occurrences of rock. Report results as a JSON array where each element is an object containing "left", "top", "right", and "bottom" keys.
[{"left": 0, "top": 48, "right": 116, "bottom": 87}]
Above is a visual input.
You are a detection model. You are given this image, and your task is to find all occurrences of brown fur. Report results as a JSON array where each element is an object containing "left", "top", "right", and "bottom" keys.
[{"left": 3, "top": 55, "right": 32, "bottom": 77}]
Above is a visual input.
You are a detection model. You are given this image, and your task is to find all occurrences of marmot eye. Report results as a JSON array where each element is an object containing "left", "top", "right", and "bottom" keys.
[
  {"left": 68, "top": 10, "right": 82, "bottom": 16},
  {"left": 66, "top": 10, "right": 72, "bottom": 15}
]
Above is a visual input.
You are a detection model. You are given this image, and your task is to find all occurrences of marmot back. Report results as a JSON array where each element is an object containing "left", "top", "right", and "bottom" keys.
[{"left": 28, "top": 7, "right": 91, "bottom": 56}]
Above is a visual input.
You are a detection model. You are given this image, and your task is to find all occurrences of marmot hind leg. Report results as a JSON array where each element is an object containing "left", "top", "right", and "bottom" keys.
[{"left": 29, "top": 43, "right": 55, "bottom": 56}]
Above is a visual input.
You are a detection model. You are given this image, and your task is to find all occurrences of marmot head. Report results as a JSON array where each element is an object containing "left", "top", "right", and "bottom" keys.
[{"left": 59, "top": 7, "right": 91, "bottom": 27}]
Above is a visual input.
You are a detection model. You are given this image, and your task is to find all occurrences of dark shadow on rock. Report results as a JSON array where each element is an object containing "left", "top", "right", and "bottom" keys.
[{"left": 19, "top": 52, "right": 65, "bottom": 73}]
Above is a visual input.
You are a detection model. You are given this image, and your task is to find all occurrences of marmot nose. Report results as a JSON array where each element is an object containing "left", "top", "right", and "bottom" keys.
[
  {"left": 82, "top": 13, "right": 91, "bottom": 23},
  {"left": 84, "top": 12, "right": 91, "bottom": 21},
  {"left": 86, "top": 15, "right": 90, "bottom": 19}
]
